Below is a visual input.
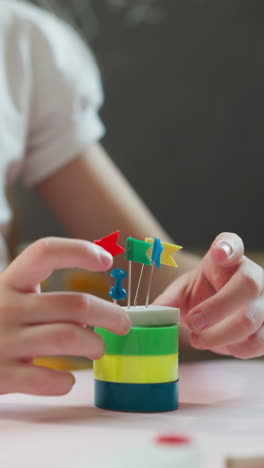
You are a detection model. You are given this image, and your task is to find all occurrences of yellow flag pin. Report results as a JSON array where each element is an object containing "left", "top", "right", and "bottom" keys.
[{"left": 145, "top": 238, "right": 182, "bottom": 268}]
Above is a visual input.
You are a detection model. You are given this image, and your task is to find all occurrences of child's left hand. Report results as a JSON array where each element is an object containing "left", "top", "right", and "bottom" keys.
[{"left": 154, "top": 232, "right": 264, "bottom": 358}]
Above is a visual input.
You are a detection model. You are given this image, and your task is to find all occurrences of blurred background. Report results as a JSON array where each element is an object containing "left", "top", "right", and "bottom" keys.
[
  {"left": 11, "top": 0, "right": 264, "bottom": 367},
  {"left": 14, "top": 0, "right": 264, "bottom": 252}
]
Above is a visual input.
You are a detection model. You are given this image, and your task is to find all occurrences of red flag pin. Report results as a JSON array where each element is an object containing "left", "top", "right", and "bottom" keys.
[
  {"left": 94, "top": 230, "right": 125, "bottom": 257},
  {"left": 94, "top": 231, "right": 125, "bottom": 303}
]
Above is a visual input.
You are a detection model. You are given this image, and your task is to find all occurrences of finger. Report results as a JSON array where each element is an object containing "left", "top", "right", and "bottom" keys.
[
  {"left": 202, "top": 232, "right": 244, "bottom": 290},
  {"left": 190, "top": 297, "right": 264, "bottom": 348},
  {"left": 225, "top": 325, "right": 264, "bottom": 359},
  {"left": 190, "top": 336, "right": 232, "bottom": 356},
  {"left": 4, "top": 237, "right": 113, "bottom": 292},
  {"left": 0, "top": 364, "right": 75, "bottom": 396},
  {"left": 187, "top": 259, "right": 264, "bottom": 332},
  {"left": 209, "top": 346, "right": 231, "bottom": 356},
  {"left": 152, "top": 280, "right": 183, "bottom": 308},
  {"left": 209, "top": 232, "right": 244, "bottom": 266},
  {"left": 14, "top": 323, "right": 106, "bottom": 361},
  {"left": 22, "top": 292, "right": 131, "bottom": 334},
  {"left": 153, "top": 270, "right": 215, "bottom": 323}
]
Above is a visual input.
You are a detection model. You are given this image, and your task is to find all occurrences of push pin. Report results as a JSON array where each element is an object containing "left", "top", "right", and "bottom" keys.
[{"left": 109, "top": 269, "right": 127, "bottom": 302}]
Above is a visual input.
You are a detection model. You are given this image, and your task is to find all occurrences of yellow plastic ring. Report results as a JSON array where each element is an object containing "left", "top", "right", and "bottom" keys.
[{"left": 93, "top": 353, "right": 178, "bottom": 384}]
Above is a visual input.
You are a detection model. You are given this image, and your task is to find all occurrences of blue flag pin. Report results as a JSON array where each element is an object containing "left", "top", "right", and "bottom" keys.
[
  {"left": 145, "top": 238, "right": 164, "bottom": 307},
  {"left": 151, "top": 238, "right": 164, "bottom": 268}
]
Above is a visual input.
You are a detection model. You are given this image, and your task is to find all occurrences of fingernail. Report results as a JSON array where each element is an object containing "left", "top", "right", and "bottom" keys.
[
  {"left": 218, "top": 241, "right": 233, "bottom": 257},
  {"left": 93, "top": 245, "right": 112, "bottom": 267},
  {"left": 61, "top": 373, "right": 75, "bottom": 392},
  {"left": 118, "top": 311, "right": 131, "bottom": 334},
  {"left": 123, "top": 313, "right": 132, "bottom": 332},
  {"left": 90, "top": 353, "right": 103, "bottom": 361},
  {"left": 189, "top": 311, "right": 207, "bottom": 331}
]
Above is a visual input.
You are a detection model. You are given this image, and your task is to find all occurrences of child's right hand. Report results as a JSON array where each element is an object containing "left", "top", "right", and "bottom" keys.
[{"left": 0, "top": 237, "right": 131, "bottom": 396}]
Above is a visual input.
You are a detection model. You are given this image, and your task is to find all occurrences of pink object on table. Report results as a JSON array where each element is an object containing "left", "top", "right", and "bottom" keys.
[
  {"left": 0, "top": 360, "right": 263, "bottom": 468},
  {"left": 155, "top": 434, "right": 191, "bottom": 446}
]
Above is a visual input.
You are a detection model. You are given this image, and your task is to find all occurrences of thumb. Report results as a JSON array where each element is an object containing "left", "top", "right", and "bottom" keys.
[
  {"left": 202, "top": 232, "right": 244, "bottom": 290},
  {"left": 153, "top": 271, "right": 191, "bottom": 309}
]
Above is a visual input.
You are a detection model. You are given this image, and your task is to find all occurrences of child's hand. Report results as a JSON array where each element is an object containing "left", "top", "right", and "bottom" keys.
[
  {"left": 154, "top": 233, "right": 264, "bottom": 359},
  {"left": 0, "top": 237, "right": 130, "bottom": 395}
]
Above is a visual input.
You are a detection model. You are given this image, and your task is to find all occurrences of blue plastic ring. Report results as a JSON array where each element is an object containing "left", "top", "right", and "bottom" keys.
[{"left": 94, "top": 380, "right": 179, "bottom": 413}]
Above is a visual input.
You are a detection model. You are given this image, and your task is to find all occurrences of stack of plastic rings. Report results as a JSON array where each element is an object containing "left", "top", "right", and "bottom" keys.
[{"left": 93, "top": 305, "right": 180, "bottom": 412}]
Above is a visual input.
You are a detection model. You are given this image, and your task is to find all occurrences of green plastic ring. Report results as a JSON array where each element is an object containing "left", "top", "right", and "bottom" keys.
[{"left": 94, "top": 325, "right": 178, "bottom": 356}]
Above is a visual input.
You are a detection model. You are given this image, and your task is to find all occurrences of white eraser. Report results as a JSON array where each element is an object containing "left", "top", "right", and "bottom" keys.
[
  {"left": 133, "top": 436, "right": 201, "bottom": 468},
  {"left": 70, "top": 434, "right": 201, "bottom": 468},
  {"left": 119, "top": 443, "right": 200, "bottom": 468},
  {"left": 123, "top": 305, "right": 180, "bottom": 326}
]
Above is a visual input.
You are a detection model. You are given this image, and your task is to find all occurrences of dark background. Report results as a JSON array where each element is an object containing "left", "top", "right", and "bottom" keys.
[{"left": 16, "top": 0, "right": 264, "bottom": 250}]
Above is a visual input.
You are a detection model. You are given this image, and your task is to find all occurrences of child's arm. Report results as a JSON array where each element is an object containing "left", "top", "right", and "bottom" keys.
[{"left": 36, "top": 142, "right": 198, "bottom": 301}]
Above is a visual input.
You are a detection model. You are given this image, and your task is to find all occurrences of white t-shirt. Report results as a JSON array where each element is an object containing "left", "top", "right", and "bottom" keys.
[{"left": 0, "top": 0, "right": 105, "bottom": 269}]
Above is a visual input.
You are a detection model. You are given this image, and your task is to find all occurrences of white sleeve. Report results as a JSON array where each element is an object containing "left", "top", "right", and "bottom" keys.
[{"left": 21, "top": 11, "right": 105, "bottom": 187}]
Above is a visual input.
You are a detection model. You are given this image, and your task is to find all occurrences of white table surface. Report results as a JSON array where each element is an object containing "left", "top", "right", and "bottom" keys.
[{"left": 0, "top": 360, "right": 264, "bottom": 468}]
